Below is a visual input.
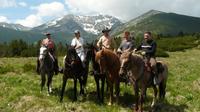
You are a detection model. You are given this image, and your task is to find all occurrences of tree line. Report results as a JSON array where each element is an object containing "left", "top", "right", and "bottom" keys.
[
  {"left": 0, "top": 39, "right": 66, "bottom": 57},
  {"left": 0, "top": 32, "right": 200, "bottom": 58}
]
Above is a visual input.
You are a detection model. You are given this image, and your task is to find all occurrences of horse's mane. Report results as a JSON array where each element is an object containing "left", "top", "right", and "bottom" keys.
[
  {"left": 66, "top": 46, "right": 81, "bottom": 62},
  {"left": 121, "top": 51, "right": 144, "bottom": 67},
  {"left": 96, "top": 49, "right": 120, "bottom": 68}
]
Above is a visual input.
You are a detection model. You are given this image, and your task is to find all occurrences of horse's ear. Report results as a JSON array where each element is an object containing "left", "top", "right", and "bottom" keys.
[
  {"left": 65, "top": 43, "right": 69, "bottom": 49},
  {"left": 94, "top": 49, "right": 97, "bottom": 55},
  {"left": 101, "top": 48, "right": 104, "bottom": 54}
]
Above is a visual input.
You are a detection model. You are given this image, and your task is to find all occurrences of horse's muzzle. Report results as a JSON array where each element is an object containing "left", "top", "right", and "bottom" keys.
[{"left": 119, "top": 68, "right": 126, "bottom": 77}]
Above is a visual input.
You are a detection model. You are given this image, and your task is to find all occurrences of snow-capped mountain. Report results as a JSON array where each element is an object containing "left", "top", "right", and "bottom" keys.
[
  {"left": 0, "top": 22, "right": 30, "bottom": 31},
  {"left": 74, "top": 14, "right": 122, "bottom": 35},
  {"left": 32, "top": 14, "right": 122, "bottom": 35}
]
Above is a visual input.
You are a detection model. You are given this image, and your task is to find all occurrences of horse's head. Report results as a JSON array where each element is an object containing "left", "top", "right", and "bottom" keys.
[
  {"left": 39, "top": 46, "right": 48, "bottom": 61},
  {"left": 84, "top": 43, "right": 93, "bottom": 60},
  {"left": 119, "top": 51, "right": 132, "bottom": 77},
  {"left": 95, "top": 49, "right": 107, "bottom": 74},
  {"left": 65, "top": 46, "right": 80, "bottom": 67}
]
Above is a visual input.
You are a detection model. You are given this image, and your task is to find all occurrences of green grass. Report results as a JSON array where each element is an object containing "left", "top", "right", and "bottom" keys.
[{"left": 0, "top": 49, "right": 200, "bottom": 112}]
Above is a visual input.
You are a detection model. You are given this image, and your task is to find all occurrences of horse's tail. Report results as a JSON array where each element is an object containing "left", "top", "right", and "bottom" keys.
[{"left": 157, "top": 61, "right": 168, "bottom": 99}]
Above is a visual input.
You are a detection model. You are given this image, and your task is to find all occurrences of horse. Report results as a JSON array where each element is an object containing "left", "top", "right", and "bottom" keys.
[
  {"left": 119, "top": 51, "right": 168, "bottom": 112},
  {"left": 39, "top": 46, "right": 55, "bottom": 94},
  {"left": 84, "top": 43, "right": 106, "bottom": 103},
  {"left": 95, "top": 48, "right": 120, "bottom": 105},
  {"left": 60, "top": 46, "right": 86, "bottom": 102}
]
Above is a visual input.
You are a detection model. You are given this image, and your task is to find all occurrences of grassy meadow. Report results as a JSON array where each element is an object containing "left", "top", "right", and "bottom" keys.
[{"left": 0, "top": 48, "right": 200, "bottom": 112}]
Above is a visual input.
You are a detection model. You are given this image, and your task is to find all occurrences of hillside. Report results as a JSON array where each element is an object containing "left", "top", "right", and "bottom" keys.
[
  {"left": 0, "top": 26, "right": 42, "bottom": 44},
  {"left": 113, "top": 10, "right": 200, "bottom": 37}
]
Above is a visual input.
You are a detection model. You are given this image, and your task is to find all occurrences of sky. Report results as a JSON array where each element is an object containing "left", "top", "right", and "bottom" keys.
[{"left": 0, "top": 0, "right": 200, "bottom": 28}]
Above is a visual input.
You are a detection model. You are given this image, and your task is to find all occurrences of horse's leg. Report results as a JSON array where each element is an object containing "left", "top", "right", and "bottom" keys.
[
  {"left": 115, "top": 79, "right": 120, "bottom": 104},
  {"left": 79, "top": 77, "right": 84, "bottom": 95},
  {"left": 101, "top": 75, "right": 105, "bottom": 103},
  {"left": 106, "top": 79, "right": 109, "bottom": 92},
  {"left": 108, "top": 80, "right": 113, "bottom": 106},
  {"left": 73, "top": 78, "right": 77, "bottom": 101},
  {"left": 47, "top": 72, "right": 53, "bottom": 94},
  {"left": 41, "top": 73, "right": 46, "bottom": 92},
  {"left": 159, "top": 81, "right": 166, "bottom": 99},
  {"left": 163, "top": 82, "right": 166, "bottom": 99},
  {"left": 60, "top": 75, "right": 67, "bottom": 102},
  {"left": 140, "top": 86, "right": 147, "bottom": 112},
  {"left": 151, "top": 85, "right": 158, "bottom": 107},
  {"left": 134, "top": 82, "right": 139, "bottom": 111},
  {"left": 83, "top": 69, "right": 88, "bottom": 89},
  {"left": 94, "top": 75, "right": 100, "bottom": 101}
]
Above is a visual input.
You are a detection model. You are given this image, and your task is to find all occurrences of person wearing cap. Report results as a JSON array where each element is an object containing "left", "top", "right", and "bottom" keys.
[
  {"left": 136, "top": 31, "right": 158, "bottom": 85},
  {"left": 96, "top": 28, "right": 117, "bottom": 51},
  {"left": 117, "top": 31, "right": 135, "bottom": 54},
  {"left": 36, "top": 33, "right": 59, "bottom": 75},
  {"left": 71, "top": 30, "right": 86, "bottom": 67}
]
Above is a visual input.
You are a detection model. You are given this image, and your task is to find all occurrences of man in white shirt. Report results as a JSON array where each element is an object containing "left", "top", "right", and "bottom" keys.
[{"left": 71, "top": 30, "right": 86, "bottom": 66}]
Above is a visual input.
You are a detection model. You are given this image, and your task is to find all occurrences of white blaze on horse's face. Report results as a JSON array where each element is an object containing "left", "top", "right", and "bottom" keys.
[
  {"left": 39, "top": 46, "right": 48, "bottom": 60},
  {"left": 119, "top": 58, "right": 128, "bottom": 76}
]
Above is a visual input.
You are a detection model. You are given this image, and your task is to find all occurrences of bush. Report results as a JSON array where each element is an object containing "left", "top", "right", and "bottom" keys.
[
  {"left": 22, "top": 63, "right": 35, "bottom": 72},
  {"left": 156, "top": 48, "right": 169, "bottom": 57},
  {"left": 157, "top": 36, "right": 199, "bottom": 52}
]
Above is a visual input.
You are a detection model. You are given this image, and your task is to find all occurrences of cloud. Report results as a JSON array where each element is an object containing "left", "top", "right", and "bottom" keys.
[
  {"left": 32, "top": 2, "right": 66, "bottom": 17},
  {"left": 16, "top": 15, "right": 42, "bottom": 27},
  {"left": 0, "top": 0, "right": 17, "bottom": 8},
  {"left": 18, "top": 2, "right": 27, "bottom": 7},
  {"left": 65, "top": 0, "right": 200, "bottom": 21},
  {"left": 16, "top": 2, "right": 66, "bottom": 27},
  {"left": 0, "top": 16, "right": 10, "bottom": 23}
]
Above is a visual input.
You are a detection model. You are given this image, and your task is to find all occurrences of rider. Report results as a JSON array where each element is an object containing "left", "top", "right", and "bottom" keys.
[
  {"left": 36, "top": 33, "right": 59, "bottom": 75},
  {"left": 71, "top": 30, "right": 86, "bottom": 67},
  {"left": 96, "top": 27, "right": 116, "bottom": 52},
  {"left": 117, "top": 31, "right": 135, "bottom": 54},
  {"left": 117, "top": 31, "right": 135, "bottom": 84},
  {"left": 136, "top": 31, "right": 159, "bottom": 85}
]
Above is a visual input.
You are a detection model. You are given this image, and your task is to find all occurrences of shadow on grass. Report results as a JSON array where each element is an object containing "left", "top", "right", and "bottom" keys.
[
  {"left": 51, "top": 87, "right": 88, "bottom": 102},
  {"left": 117, "top": 91, "right": 188, "bottom": 112},
  {"left": 150, "top": 100, "right": 188, "bottom": 112},
  {"left": 49, "top": 86, "right": 188, "bottom": 112},
  {"left": 86, "top": 91, "right": 104, "bottom": 105}
]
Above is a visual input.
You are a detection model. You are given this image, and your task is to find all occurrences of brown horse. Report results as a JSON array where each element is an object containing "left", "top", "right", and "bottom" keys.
[
  {"left": 119, "top": 52, "right": 168, "bottom": 112},
  {"left": 95, "top": 49, "right": 120, "bottom": 105}
]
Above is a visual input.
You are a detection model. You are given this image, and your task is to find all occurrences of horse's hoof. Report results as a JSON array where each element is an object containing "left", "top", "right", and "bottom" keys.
[
  {"left": 108, "top": 102, "right": 112, "bottom": 106},
  {"left": 151, "top": 100, "right": 156, "bottom": 107}
]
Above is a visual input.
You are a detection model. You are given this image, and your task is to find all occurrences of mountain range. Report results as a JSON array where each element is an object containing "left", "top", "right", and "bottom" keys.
[
  {"left": 113, "top": 10, "right": 200, "bottom": 37},
  {"left": 1, "top": 10, "right": 200, "bottom": 44}
]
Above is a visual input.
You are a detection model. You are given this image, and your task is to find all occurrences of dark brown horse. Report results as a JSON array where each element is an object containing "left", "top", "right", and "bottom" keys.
[
  {"left": 60, "top": 46, "right": 86, "bottom": 102},
  {"left": 119, "top": 52, "right": 168, "bottom": 112},
  {"left": 84, "top": 43, "right": 106, "bottom": 103},
  {"left": 95, "top": 48, "right": 120, "bottom": 105}
]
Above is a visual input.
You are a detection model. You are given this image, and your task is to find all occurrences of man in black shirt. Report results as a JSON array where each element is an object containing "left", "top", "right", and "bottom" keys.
[{"left": 136, "top": 31, "right": 158, "bottom": 84}]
